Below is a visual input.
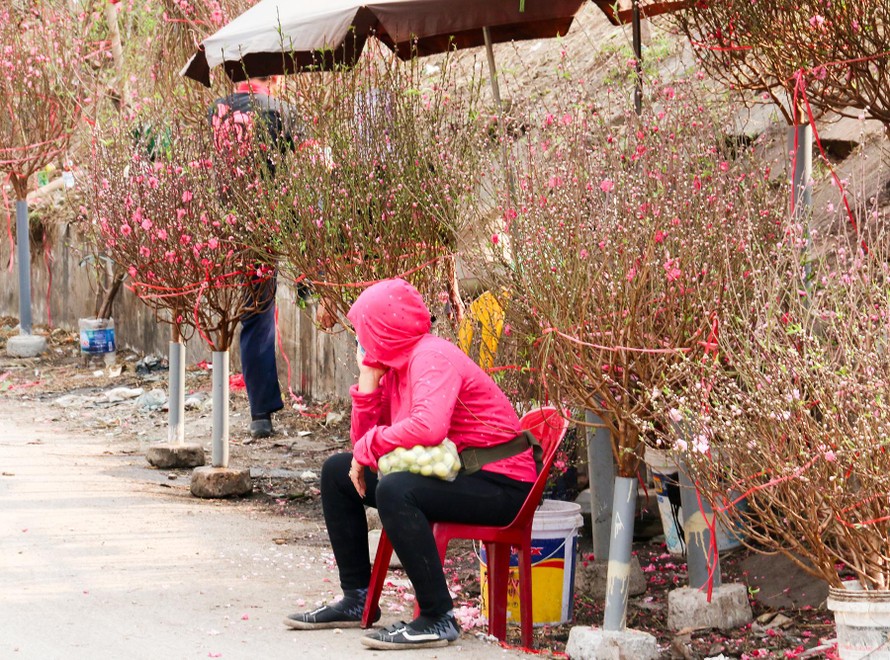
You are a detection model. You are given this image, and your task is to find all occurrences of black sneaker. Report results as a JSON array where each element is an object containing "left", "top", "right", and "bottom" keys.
[
  {"left": 283, "top": 599, "right": 380, "bottom": 630},
  {"left": 361, "top": 614, "right": 460, "bottom": 650}
]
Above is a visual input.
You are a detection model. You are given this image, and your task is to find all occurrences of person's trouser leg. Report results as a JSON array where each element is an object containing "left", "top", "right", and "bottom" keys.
[
  {"left": 240, "top": 274, "right": 283, "bottom": 418},
  {"left": 374, "top": 470, "right": 531, "bottom": 618},
  {"left": 320, "top": 452, "right": 380, "bottom": 591}
]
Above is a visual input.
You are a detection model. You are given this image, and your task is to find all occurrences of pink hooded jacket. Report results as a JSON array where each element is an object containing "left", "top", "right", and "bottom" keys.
[{"left": 347, "top": 279, "right": 537, "bottom": 483}]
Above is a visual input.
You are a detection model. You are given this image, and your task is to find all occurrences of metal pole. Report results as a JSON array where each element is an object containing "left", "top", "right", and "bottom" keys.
[
  {"left": 211, "top": 350, "right": 229, "bottom": 468},
  {"left": 586, "top": 410, "right": 615, "bottom": 560},
  {"left": 603, "top": 475, "right": 637, "bottom": 631},
  {"left": 16, "top": 201, "right": 33, "bottom": 335},
  {"left": 678, "top": 464, "right": 722, "bottom": 591},
  {"left": 632, "top": 0, "right": 643, "bottom": 116},
  {"left": 482, "top": 26, "right": 503, "bottom": 110},
  {"left": 788, "top": 123, "right": 813, "bottom": 248},
  {"left": 482, "top": 25, "right": 517, "bottom": 218},
  {"left": 168, "top": 339, "right": 185, "bottom": 444}
]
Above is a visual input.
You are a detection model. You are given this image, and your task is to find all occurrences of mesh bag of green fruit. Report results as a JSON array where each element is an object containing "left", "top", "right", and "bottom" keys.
[{"left": 377, "top": 439, "right": 461, "bottom": 481}]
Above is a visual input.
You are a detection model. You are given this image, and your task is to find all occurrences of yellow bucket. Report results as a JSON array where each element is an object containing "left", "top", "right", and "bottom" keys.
[{"left": 480, "top": 500, "right": 583, "bottom": 626}]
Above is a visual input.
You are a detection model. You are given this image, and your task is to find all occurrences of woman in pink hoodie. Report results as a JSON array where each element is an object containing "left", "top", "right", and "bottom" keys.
[{"left": 284, "top": 278, "right": 538, "bottom": 650}]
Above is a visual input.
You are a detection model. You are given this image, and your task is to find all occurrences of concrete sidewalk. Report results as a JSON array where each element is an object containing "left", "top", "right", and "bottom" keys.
[{"left": 0, "top": 400, "right": 528, "bottom": 659}]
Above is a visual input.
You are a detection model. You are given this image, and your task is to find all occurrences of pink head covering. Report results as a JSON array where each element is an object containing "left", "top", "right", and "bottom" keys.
[{"left": 346, "top": 279, "right": 432, "bottom": 370}]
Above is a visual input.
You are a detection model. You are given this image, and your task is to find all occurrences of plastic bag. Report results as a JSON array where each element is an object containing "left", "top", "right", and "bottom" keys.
[{"left": 377, "top": 438, "right": 461, "bottom": 481}]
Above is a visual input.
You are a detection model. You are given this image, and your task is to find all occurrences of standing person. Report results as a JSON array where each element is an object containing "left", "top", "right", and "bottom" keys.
[
  {"left": 283, "top": 278, "right": 540, "bottom": 650},
  {"left": 208, "top": 76, "right": 296, "bottom": 438}
]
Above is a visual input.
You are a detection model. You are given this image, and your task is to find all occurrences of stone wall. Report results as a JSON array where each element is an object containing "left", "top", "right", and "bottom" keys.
[{"left": 0, "top": 219, "right": 356, "bottom": 402}]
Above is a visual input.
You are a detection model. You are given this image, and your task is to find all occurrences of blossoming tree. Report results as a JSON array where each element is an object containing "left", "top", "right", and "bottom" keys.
[
  {"left": 663, "top": 215, "right": 890, "bottom": 592},
  {"left": 0, "top": 2, "right": 87, "bottom": 351},
  {"left": 260, "top": 52, "right": 487, "bottom": 330},
  {"left": 86, "top": 110, "right": 275, "bottom": 475},
  {"left": 676, "top": 1, "right": 890, "bottom": 129},
  {"left": 473, "top": 78, "right": 785, "bottom": 630}
]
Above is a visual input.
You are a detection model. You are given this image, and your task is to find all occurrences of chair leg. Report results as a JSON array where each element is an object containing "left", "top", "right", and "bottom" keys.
[
  {"left": 518, "top": 545, "right": 534, "bottom": 649},
  {"left": 363, "top": 530, "right": 393, "bottom": 628},
  {"left": 486, "top": 542, "right": 511, "bottom": 642}
]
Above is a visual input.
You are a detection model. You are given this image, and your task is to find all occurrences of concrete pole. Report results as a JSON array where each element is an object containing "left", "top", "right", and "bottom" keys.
[
  {"left": 603, "top": 475, "right": 637, "bottom": 631},
  {"left": 632, "top": 0, "right": 643, "bottom": 116},
  {"left": 586, "top": 410, "right": 615, "bottom": 560},
  {"left": 168, "top": 338, "right": 185, "bottom": 444},
  {"left": 16, "top": 201, "right": 33, "bottom": 335},
  {"left": 211, "top": 350, "right": 229, "bottom": 468},
  {"left": 678, "top": 465, "right": 721, "bottom": 591},
  {"left": 788, "top": 123, "right": 813, "bottom": 223},
  {"left": 788, "top": 123, "right": 813, "bottom": 278}
]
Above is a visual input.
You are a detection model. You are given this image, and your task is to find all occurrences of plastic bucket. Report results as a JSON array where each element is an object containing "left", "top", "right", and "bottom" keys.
[
  {"left": 480, "top": 500, "right": 583, "bottom": 626},
  {"left": 79, "top": 317, "right": 116, "bottom": 366},
  {"left": 644, "top": 447, "right": 746, "bottom": 554},
  {"left": 827, "top": 582, "right": 890, "bottom": 659},
  {"left": 79, "top": 317, "right": 116, "bottom": 354},
  {"left": 645, "top": 447, "right": 685, "bottom": 556}
]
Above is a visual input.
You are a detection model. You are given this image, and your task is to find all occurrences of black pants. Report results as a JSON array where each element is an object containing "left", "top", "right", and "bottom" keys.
[{"left": 320, "top": 452, "right": 532, "bottom": 617}]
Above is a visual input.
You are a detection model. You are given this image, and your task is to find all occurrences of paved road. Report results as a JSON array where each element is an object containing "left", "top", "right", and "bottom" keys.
[{"left": 0, "top": 400, "right": 528, "bottom": 659}]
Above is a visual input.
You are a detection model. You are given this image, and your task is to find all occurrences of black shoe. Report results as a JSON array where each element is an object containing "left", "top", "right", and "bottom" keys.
[
  {"left": 361, "top": 614, "right": 460, "bottom": 650},
  {"left": 283, "top": 602, "right": 379, "bottom": 630},
  {"left": 249, "top": 418, "right": 273, "bottom": 438}
]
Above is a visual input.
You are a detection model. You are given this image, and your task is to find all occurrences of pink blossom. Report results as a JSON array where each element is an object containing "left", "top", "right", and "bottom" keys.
[
  {"left": 120, "top": 224, "right": 132, "bottom": 237},
  {"left": 491, "top": 234, "right": 499, "bottom": 244},
  {"left": 157, "top": 229, "right": 167, "bottom": 241},
  {"left": 138, "top": 245, "right": 150, "bottom": 258},
  {"left": 809, "top": 14, "right": 826, "bottom": 29},
  {"left": 208, "top": 237, "right": 219, "bottom": 250},
  {"left": 664, "top": 258, "right": 682, "bottom": 282},
  {"left": 181, "top": 190, "right": 193, "bottom": 203},
  {"left": 654, "top": 230, "right": 666, "bottom": 243},
  {"left": 600, "top": 179, "right": 614, "bottom": 193},
  {"left": 824, "top": 450, "right": 837, "bottom": 462}
]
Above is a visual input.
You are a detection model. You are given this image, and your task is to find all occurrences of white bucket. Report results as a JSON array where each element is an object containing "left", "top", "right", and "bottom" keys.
[
  {"left": 645, "top": 447, "right": 685, "bottom": 556},
  {"left": 480, "top": 499, "right": 583, "bottom": 626},
  {"left": 644, "top": 447, "right": 745, "bottom": 555},
  {"left": 827, "top": 582, "right": 890, "bottom": 659}
]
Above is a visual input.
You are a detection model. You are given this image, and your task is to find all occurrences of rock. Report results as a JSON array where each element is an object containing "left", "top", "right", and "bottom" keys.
[
  {"left": 667, "top": 583, "right": 753, "bottom": 632},
  {"left": 190, "top": 466, "right": 252, "bottom": 498},
  {"left": 740, "top": 552, "right": 829, "bottom": 610},
  {"left": 575, "top": 557, "right": 648, "bottom": 598},
  {"left": 146, "top": 444, "right": 205, "bottom": 469}
]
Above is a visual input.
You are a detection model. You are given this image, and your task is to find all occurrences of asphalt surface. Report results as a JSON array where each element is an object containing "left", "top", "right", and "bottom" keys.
[{"left": 0, "top": 399, "right": 528, "bottom": 660}]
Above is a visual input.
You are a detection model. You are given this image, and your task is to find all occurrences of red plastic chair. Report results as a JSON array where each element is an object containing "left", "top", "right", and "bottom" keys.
[{"left": 361, "top": 406, "right": 571, "bottom": 649}]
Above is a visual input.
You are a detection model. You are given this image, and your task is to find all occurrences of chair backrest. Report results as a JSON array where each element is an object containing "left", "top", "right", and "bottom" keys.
[{"left": 508, "top": 406, "right": 571, "bottom": 529}]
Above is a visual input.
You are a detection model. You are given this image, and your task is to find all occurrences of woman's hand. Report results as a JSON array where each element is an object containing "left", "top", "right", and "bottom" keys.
[
  {"left": 349, "top": 457, "right": 366, "bottom": 498},
  {"left": 356, "top": 342, "right": 387, "bottom": 394}
]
